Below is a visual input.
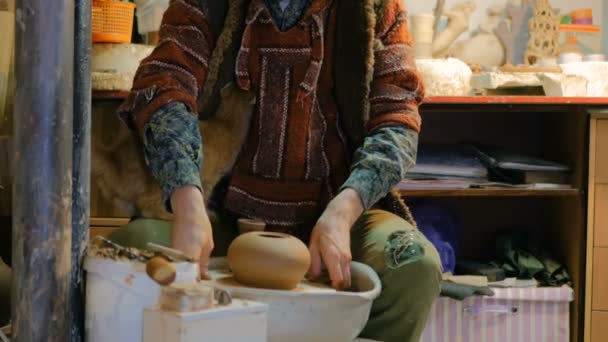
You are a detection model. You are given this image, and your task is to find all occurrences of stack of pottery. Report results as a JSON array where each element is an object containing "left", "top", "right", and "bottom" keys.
[
  {"left": 570, "top": 8, "right": 593, "bottom": 25},
  {"left": 410, "top": 14, "right": 435, "bottom": 59}
]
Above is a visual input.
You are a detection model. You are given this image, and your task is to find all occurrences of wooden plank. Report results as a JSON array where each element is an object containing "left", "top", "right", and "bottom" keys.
[
  {"left": 0, "top": 135, "right": 11, "bottom": 216},
  {"left": 591, "top": 112, "right": 608, "bottom": 119},
  {"left": 591, "top": 311, "right": 608, "bottom": 342},
  {"left": 90, "top": 227, "right": 117, "bottom": 240},
  {"left": 92, "top": 90, "right": 129, "bottom": 100},
  {"left": 90, "top": 217, "right": 129, "bottom": 227},
  {"left": 398, "top": 187, "right": 580, "bottom": 197},
  {"left": 595, "top": 185, "right": 608, "bottom": 247},
  {"left": 424, "top": 96, "right": 608, "bottom": 105},
  {"left": 0, "top": 11, "right": 14, "bottom": 129},
  {"left": 596, "top": 120, "right": 608, "bottom": 183},
  {"left": 586, "top": 118, "right": 598, "bottom": 342},
  {"left": 91, "top": 92, "right": 608, "bottom": 106},
  {"left": 545, "top": 196, "right": 586, "bottom": 342},
  {"left": 592, "top": 248, "right": 608, "bottom": 310}
]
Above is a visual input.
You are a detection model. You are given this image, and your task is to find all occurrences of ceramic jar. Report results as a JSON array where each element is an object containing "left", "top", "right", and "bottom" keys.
[
  {"left": 227, "top": 231, "right": 311, "bottom": 290},
  {"left": 410, "top": 14, "right": 435, "bottom": 59}
]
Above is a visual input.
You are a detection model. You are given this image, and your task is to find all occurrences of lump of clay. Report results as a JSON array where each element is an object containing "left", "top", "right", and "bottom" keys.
[{"left": 159, "top": 283, "right": 215, "bottom": 312}]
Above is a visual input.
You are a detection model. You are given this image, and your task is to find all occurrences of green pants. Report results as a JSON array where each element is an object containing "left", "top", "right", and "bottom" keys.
[{"left": 110, "top": 209, "right": 442, "bottom": 342}]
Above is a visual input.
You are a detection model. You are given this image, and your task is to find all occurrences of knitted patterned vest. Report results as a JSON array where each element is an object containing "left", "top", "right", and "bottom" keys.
[{"left": 222, "top": 0, "right": 349, "bottom": 235}]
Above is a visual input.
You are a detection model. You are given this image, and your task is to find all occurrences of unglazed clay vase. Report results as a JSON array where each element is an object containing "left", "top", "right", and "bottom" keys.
[{"left": 227, "top": 231, "right": 311, "bottom": 290}]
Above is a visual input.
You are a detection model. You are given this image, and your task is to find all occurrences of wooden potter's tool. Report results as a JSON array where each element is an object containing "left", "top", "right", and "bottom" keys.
[
  {"left": 146, "top": 257, "right": 177, "bottom": 286},
  {"left": 146, "top": 243, "right": 233, "bottom": 304},
  {"left": 147, "top": 243, "right": 196, "bottom": 262},
  {"left": 145, "top": 243, "right": 194, "bottom": 287}
]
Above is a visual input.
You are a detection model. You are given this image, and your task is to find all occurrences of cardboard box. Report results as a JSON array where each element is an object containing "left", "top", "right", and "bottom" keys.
[{"left": 421, "top": 286, "right": 573, "bottom": 342}]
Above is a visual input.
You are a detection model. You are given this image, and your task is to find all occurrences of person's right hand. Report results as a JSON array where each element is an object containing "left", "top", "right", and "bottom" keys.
[{"left": 170, "top": 186, "right": 214, "bottom": 280}]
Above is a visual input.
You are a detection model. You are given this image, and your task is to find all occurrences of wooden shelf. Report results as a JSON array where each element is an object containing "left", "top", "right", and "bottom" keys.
[
  {"left": 92, "top": 92, "right": 608, "bottom": 107},
  {"left": 90, "top": 217, "right": 130, "bottom": 227},
  {"left": 93, "top": 90, "right": 129, "bottom": 100},
  {"left": 398, "top": 187, "right": 581, "bottom": 197},
  {"left": 423, "top": 96, "right": 608, "bottom": 106}
]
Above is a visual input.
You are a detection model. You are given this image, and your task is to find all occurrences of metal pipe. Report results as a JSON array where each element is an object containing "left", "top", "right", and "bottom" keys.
[
  {"left": 71, "top": 0, "right": 92, "bottom": 340},
  {"left": 12, "top": 0, "right": 75, "bottom": 340}
]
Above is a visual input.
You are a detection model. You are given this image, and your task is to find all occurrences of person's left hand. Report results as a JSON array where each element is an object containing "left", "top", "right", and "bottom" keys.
[{"left": 308, "top": 188, "right": 364, "bottom": 290}]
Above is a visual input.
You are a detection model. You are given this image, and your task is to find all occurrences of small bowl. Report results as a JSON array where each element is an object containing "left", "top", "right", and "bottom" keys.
[
  {"left": 583, "top": 54, "right": 606, "bottom": 62},
  {"left": 558, "top": 52, "right": 583, "bottom": 64}
]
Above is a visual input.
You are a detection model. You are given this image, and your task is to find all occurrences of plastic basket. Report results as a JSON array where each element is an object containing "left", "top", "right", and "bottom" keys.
[{"left": 92, "top": 0, "right": 136, "bottom": 44}]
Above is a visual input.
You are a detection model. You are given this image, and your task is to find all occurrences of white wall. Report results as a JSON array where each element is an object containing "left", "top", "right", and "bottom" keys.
[
  {"left": 600, "top": 0, "right": 608, "bottom": 55},
  {"left": 405, "top": 0, "right": 604, "bottom": 51}
]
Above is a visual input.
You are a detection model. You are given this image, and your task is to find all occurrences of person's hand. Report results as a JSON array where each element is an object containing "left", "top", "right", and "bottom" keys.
[
  {"left": 170, "top": 186, "right": 214, "bottom": 280},
  {"left": 308, "top": 188, "right": 364, "bottom": 290}
]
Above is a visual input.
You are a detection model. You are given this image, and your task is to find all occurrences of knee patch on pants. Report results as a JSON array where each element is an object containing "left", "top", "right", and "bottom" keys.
[{"left": 384, "top": 230, "right": 427, "bottom": 269}]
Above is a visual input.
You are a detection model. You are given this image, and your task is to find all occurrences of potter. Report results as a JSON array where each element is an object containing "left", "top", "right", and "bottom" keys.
[{"left": 103, "top": 1, "right": 443, "bottom": 341}]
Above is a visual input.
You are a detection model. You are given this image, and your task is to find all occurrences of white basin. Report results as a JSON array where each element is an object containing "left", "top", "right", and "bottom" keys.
[{"left": 205, "top": 257, "right": 381, "bottom": 342}]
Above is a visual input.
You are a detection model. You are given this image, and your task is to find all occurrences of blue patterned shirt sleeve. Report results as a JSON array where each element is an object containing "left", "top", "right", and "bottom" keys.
[
  {"left": 142, "top": 102, "right": 203, "bottom": 213},
  {"left": 341, "top": 126, "right": 418, "bottom": 210}
]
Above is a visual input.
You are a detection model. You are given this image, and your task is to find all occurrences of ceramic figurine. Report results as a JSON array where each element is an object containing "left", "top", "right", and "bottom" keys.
[
  {"left": 452, "top": 4, "right": 506, "bottom": 66},
  {"left": 494, "top": 0, "right": 536, "bottom": 65},
  {"left": 524, "top": 0, "right": 559, "bottom": 65},
  {"left": 227, "top": 231, "right": 311, "bottom": 290},
  {"left": 432, "top": 0, "right": 445, "bottom": 40},
  {"left": 432, "top": 1, "right": 476, "bottom": 58}
]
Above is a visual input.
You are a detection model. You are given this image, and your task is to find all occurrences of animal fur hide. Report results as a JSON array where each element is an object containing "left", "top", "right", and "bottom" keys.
[{"left": 92, "top": 84, "right": 254, "bottom": 220}]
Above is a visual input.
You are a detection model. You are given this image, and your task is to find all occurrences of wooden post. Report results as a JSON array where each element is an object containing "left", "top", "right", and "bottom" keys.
[
  {"left": 71, "top": 0, "right": 92, "bottom": 340},
  {"left": 12, "top": 0, "right": 74, "bottom": 340}
]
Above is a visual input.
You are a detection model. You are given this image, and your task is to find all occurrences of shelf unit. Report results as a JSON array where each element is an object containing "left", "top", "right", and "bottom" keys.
[
  {"left": 415, "top": 96, "right": 599, "bottom": 342},
  {"left": 83, "top": 93, "right": 608, "bottom": 342},
  {"left": 585, "top": 112, "right": 608, "bottom": 342},
  {"left": 398, "top": 187, "right": 580, "bottom": 197},
  {"left": 89, "top": 92, "right": 596, "bottom": 197}
]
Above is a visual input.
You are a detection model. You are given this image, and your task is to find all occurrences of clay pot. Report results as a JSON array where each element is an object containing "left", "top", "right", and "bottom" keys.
[
  {"left": 237, "top": 218, "right": 266, "bottom": 235},
  {"left": 227, "top": 231, "right": 311, "bottom": 290}
]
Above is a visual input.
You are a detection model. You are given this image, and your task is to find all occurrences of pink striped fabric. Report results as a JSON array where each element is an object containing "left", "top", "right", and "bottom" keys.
[{"left": 421, "top": 286, "right": 573, "bottom": 342}]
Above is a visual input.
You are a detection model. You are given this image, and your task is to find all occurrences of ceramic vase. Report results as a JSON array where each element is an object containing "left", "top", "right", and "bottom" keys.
[
  {"left": 227, "top": 231, "right": 311, "bottom": 290},
  {"left": 410, "top": 14, "right": 435, "bottom": 59}
]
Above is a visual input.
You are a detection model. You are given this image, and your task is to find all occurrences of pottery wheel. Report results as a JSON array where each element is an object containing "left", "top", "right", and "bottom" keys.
[{"left": 204, "top": 269, "right": 337, "bottom": 294}]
